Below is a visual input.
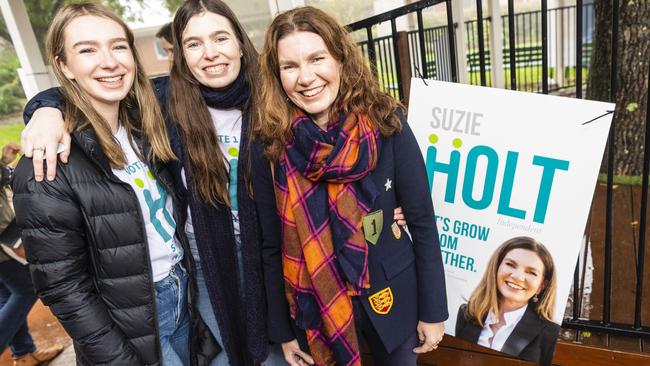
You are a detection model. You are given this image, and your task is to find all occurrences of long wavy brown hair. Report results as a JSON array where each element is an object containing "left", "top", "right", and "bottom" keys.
[
  {"left": 256, "top": 6, "right": 403, "bottom": 161},
  {"left": 47, "top": 2, "right": 175, "bottom": 168},
  {"left": 466, "top": 236, "right": 558, "bottom": 327},
  {"left": 169, "top": 0, "right": 259, "bottom": 207}
]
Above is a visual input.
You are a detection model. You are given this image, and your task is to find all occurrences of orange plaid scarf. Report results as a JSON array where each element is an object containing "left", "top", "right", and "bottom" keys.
[{"left": 274, "top": 111, "right": 380, "bottom": 365}]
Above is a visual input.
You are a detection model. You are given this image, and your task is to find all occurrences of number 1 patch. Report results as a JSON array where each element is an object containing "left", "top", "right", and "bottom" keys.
[{"left": 362, "top": 209, "right": 383, "bottom": 245}]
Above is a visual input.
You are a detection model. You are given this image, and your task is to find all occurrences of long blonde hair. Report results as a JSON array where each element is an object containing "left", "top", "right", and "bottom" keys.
[
  {"left": 466, "top": 236, "right": 557, "bottom": 326},
  {"left": 46, "top": 3, "right": 175, "bottom": 168},
  {"left": 256, "top": 6, "right": 403, "bottom": 161}
]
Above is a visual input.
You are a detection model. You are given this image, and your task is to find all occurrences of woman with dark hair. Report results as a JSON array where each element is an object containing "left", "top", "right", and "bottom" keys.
[
  {"left": 163, "top": 2, "right": 272, "bottom": 365},
  {"left": 252, "top": 6, "right": 448, "bottom": 366},
  {"left": 455, "top": 236, "right": 560, "bottom": 366},
  {"left": 12, "top": 3, "right": 218, "bottom": 365}
]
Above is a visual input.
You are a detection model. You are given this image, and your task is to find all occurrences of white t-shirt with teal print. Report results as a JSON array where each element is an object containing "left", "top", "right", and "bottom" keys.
[
  {"left": 112, "top": 125, "right": 183, "bottom": 282},
  {"left": 183, "top": 108, "right": 241, "bottom": 240}
]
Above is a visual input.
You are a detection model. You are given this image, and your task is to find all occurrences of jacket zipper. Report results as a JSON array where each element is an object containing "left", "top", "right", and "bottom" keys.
[{"left": 85, "top": 143, "right": 163, "bottom": 366}]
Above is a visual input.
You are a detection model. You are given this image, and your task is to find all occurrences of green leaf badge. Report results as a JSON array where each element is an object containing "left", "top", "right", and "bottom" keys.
[
  {"left": 362, "top": 210, "right": 383, "bottom": 245},
  {"left": 626, "top": 102, "right": 639, "bottom": 113}
]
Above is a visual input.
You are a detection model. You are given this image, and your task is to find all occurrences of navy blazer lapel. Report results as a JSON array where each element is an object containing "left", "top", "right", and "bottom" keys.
[
  {"left": 465, "top": 319, "right": 482, "bottom": 343},
  {"left": 500, "top": 305, "right": 544, "bottom": 356}
]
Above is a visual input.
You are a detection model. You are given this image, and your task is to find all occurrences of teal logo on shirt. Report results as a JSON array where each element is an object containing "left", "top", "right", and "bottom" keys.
[
  {"left": 228, "top": 147, "right": 238, "bottom": 211},
  {"left": 135, "top": 170, "right": 176, "bottom": 243}
]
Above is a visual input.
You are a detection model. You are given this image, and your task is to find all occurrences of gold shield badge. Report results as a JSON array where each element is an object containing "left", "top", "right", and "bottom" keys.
[
  {"left": 368, "top": 287, "right": 394, "bottom": 314},
  {"left": 391, "top": 221, "right": 402, "bottom": 240},
  {"left": 362, "top": 210, "right": 383, "bottom": 245}
]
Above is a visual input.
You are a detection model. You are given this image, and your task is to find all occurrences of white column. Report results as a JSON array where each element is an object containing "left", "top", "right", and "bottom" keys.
[
  {"left": 452, "top": 0, "right": 468, "bottom": 83},
  {"left": 549, "top": 0, "right": 568, "bottom": 88},
  {"left": 487, "top": 0, "right": 504, "bottom": 88},
  {"left": 0, "top": 0, "right": 56, "bottom": 99}
]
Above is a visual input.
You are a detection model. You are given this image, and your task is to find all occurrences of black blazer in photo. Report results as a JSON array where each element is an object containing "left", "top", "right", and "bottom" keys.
[{"left": 455, "top": 303, "right": 560, "bottom": 366}]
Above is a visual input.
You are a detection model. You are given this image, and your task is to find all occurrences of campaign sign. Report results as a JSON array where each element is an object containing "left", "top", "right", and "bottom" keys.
[{"left": 408, "top": 79, "right": 613, "bottom": 363}]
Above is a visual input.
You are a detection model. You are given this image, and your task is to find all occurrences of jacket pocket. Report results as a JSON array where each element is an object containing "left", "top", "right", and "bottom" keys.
[{"left": 381, "top": 247, "right": 415, "bottom": 281}]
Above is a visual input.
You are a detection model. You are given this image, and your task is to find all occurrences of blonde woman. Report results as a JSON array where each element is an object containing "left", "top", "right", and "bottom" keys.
[
  {"left": 12, "top": 3, "right": 217, "bottom": 365},
  {"left": 455, "top": 236, "right": 559, "bottom": 366}
]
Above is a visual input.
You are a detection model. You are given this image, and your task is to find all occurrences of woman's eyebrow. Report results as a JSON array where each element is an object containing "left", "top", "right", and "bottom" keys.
[
  {"left": 72, "top": 37, "right": 127, "bottom": 48},
  {"left": 182, "top": 30, "right": 230, "bottom": 43}
]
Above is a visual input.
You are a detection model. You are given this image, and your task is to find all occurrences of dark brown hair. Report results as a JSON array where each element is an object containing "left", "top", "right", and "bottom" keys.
[
  {"left": 169, "top": 0, "right": 259, "bottom": 206},
  {"left": 156, "top": 22, "right": 173, "bottom": 44},
  {"left": 256, "top": 6, "right": 403, "bottom": 161}
]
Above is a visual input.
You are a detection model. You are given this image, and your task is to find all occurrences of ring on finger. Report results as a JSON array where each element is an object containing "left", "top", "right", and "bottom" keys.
[{"left": 33, "top": 146, "right": 45, "bottom": 152}]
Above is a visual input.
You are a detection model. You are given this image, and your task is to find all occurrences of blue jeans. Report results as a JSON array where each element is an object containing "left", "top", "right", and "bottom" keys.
[
  {"left": 155, "top": 262, "right": 191, "bottom": 366},
  {"left": 0, "top": 259, "right": 37, "bottom": 357},
  {"left": 186, "top": 232, "right": 285, "bottom": 366}
]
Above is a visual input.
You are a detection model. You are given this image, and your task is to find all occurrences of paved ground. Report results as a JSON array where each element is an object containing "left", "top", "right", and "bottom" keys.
[
  {"left": 49, "top": 345, "right": 75, "bottom": 366},
  {"left": 0, "top": 300, "right": 71, "bottom": 366}
]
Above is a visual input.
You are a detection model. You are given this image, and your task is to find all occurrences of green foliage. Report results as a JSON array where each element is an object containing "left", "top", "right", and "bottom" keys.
[
  {"left": 626, "top": 102, "right": 639, "bottom": 112},
  {"left": 163, "top": 0, "right": 184, "bottom": 13},
  {"left": 598, "top": 173, "right": 644, "bottom": 186},
  {"left": 0, "top": 0, "right": 183, "bottom": 117},
  {"left": 0, "top": 0, "right": 185, "bottom": 53},
  {"left": 0, "top": 51, "right": 25, "bottom": 115}
]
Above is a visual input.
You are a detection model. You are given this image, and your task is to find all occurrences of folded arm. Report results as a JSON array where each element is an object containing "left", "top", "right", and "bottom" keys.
[{"left": 21, "top": 87, "right": 68, "bottom": 181}]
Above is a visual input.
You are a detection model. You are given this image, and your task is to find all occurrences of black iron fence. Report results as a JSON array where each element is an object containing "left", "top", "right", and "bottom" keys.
[
  {"left": 354, "top": 3, "right": 594, "bottom": 95},
  {"left": 348, "top": 0, "right": 650, "bottom": 341}
]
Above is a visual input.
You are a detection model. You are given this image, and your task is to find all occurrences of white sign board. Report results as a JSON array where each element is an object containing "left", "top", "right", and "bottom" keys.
[{"left": 408, "top": 79, "right": 614, "bottom": 362}]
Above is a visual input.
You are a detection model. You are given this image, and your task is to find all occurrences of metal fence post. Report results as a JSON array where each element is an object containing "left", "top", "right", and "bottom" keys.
[
  {"left": 603, "top": 0, "right": 620, "bottom": 327},
  {"left": 576, "top": 0, "right": 583, "bottom": 99},
  {"left": 452, "top": 0, "right": 468, "bottom": 83},
  {"left": 507, "top": 0, "right": 517, "bottom": 90},
  {"left": 542, "top": 0, "right": 549, "bottom": 94},
  {"left": 633, "top": 57, "right": 650, "bottom": 331},
  {"left": 397, "top": 31, "right": 412, "bottom": 106},
  {"left": 475, "top": 0, "right": 487, "bottom": 86},
  {"left": 487, "top": 0, "right": 505, "bottom": 88},
  {"left": 445, "top": 0, "right": 458, "bottom": 82}
]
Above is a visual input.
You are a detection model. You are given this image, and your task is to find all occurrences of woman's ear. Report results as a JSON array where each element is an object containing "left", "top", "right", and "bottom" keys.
[{"left": 57, "top": 56, "right": 75, "bottom": 80}]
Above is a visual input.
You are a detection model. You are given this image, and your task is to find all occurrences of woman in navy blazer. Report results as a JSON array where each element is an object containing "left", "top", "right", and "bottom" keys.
[
  {"left": 455, "top": 236, "right": 560, "bottom": 366},
  {"left": 253, "top": 6, "right": 447, "bottom": 366}
]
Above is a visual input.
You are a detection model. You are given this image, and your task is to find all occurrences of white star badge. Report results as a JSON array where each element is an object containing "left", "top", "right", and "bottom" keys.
[{"left": 384, "top": 178, "right": 392, "bottom": 191}]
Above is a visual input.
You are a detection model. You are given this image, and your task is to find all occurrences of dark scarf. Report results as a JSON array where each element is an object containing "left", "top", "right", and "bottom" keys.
[
  {"left": 181, "top": 70, "right": 268, "bottom": 365},
  {"left": 199, "top": 70, "right": 249, "bottom": 110},
  {"left": 274, "top": 111, "right": 380, "bottom": 366}
]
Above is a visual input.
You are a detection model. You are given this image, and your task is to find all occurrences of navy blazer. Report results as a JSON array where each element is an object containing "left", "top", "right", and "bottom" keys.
[
  {"left": 251, "top": 114, "right": 448, "bottom": 354},
  {"left": 455, "top": 304, "right": 560, "bottom": 366}
]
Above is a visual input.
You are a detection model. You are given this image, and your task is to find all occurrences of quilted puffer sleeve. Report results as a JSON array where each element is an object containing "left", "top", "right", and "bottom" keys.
[{"left": 12, "top": 156, "right": 142, "bottom": 365}]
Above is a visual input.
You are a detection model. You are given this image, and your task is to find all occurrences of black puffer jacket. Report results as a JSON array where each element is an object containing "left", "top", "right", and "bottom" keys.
[{"left": 12, "top": 127, "right": 219, "bottom": 365}]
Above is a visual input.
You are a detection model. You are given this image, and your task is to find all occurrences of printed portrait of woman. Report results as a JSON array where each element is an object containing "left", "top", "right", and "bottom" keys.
[{"left": 455, "top": 236, "right": 560, "bottom": 366}]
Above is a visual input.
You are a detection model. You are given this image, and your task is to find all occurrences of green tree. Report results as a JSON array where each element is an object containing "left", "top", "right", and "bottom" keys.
[
  {"left": 0, "top": 50, "right": 25, "bottom": 114},
  {"left": 0, "top": 0, "right": 183, "bottom": 55},
  {"left": 587, "top": 1, "right": 650, "bottom": 176}
]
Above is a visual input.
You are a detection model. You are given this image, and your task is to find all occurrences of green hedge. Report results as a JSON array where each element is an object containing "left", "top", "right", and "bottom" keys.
[{"left": 0, "top": 51, "right": 26, "bottom": 115}]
